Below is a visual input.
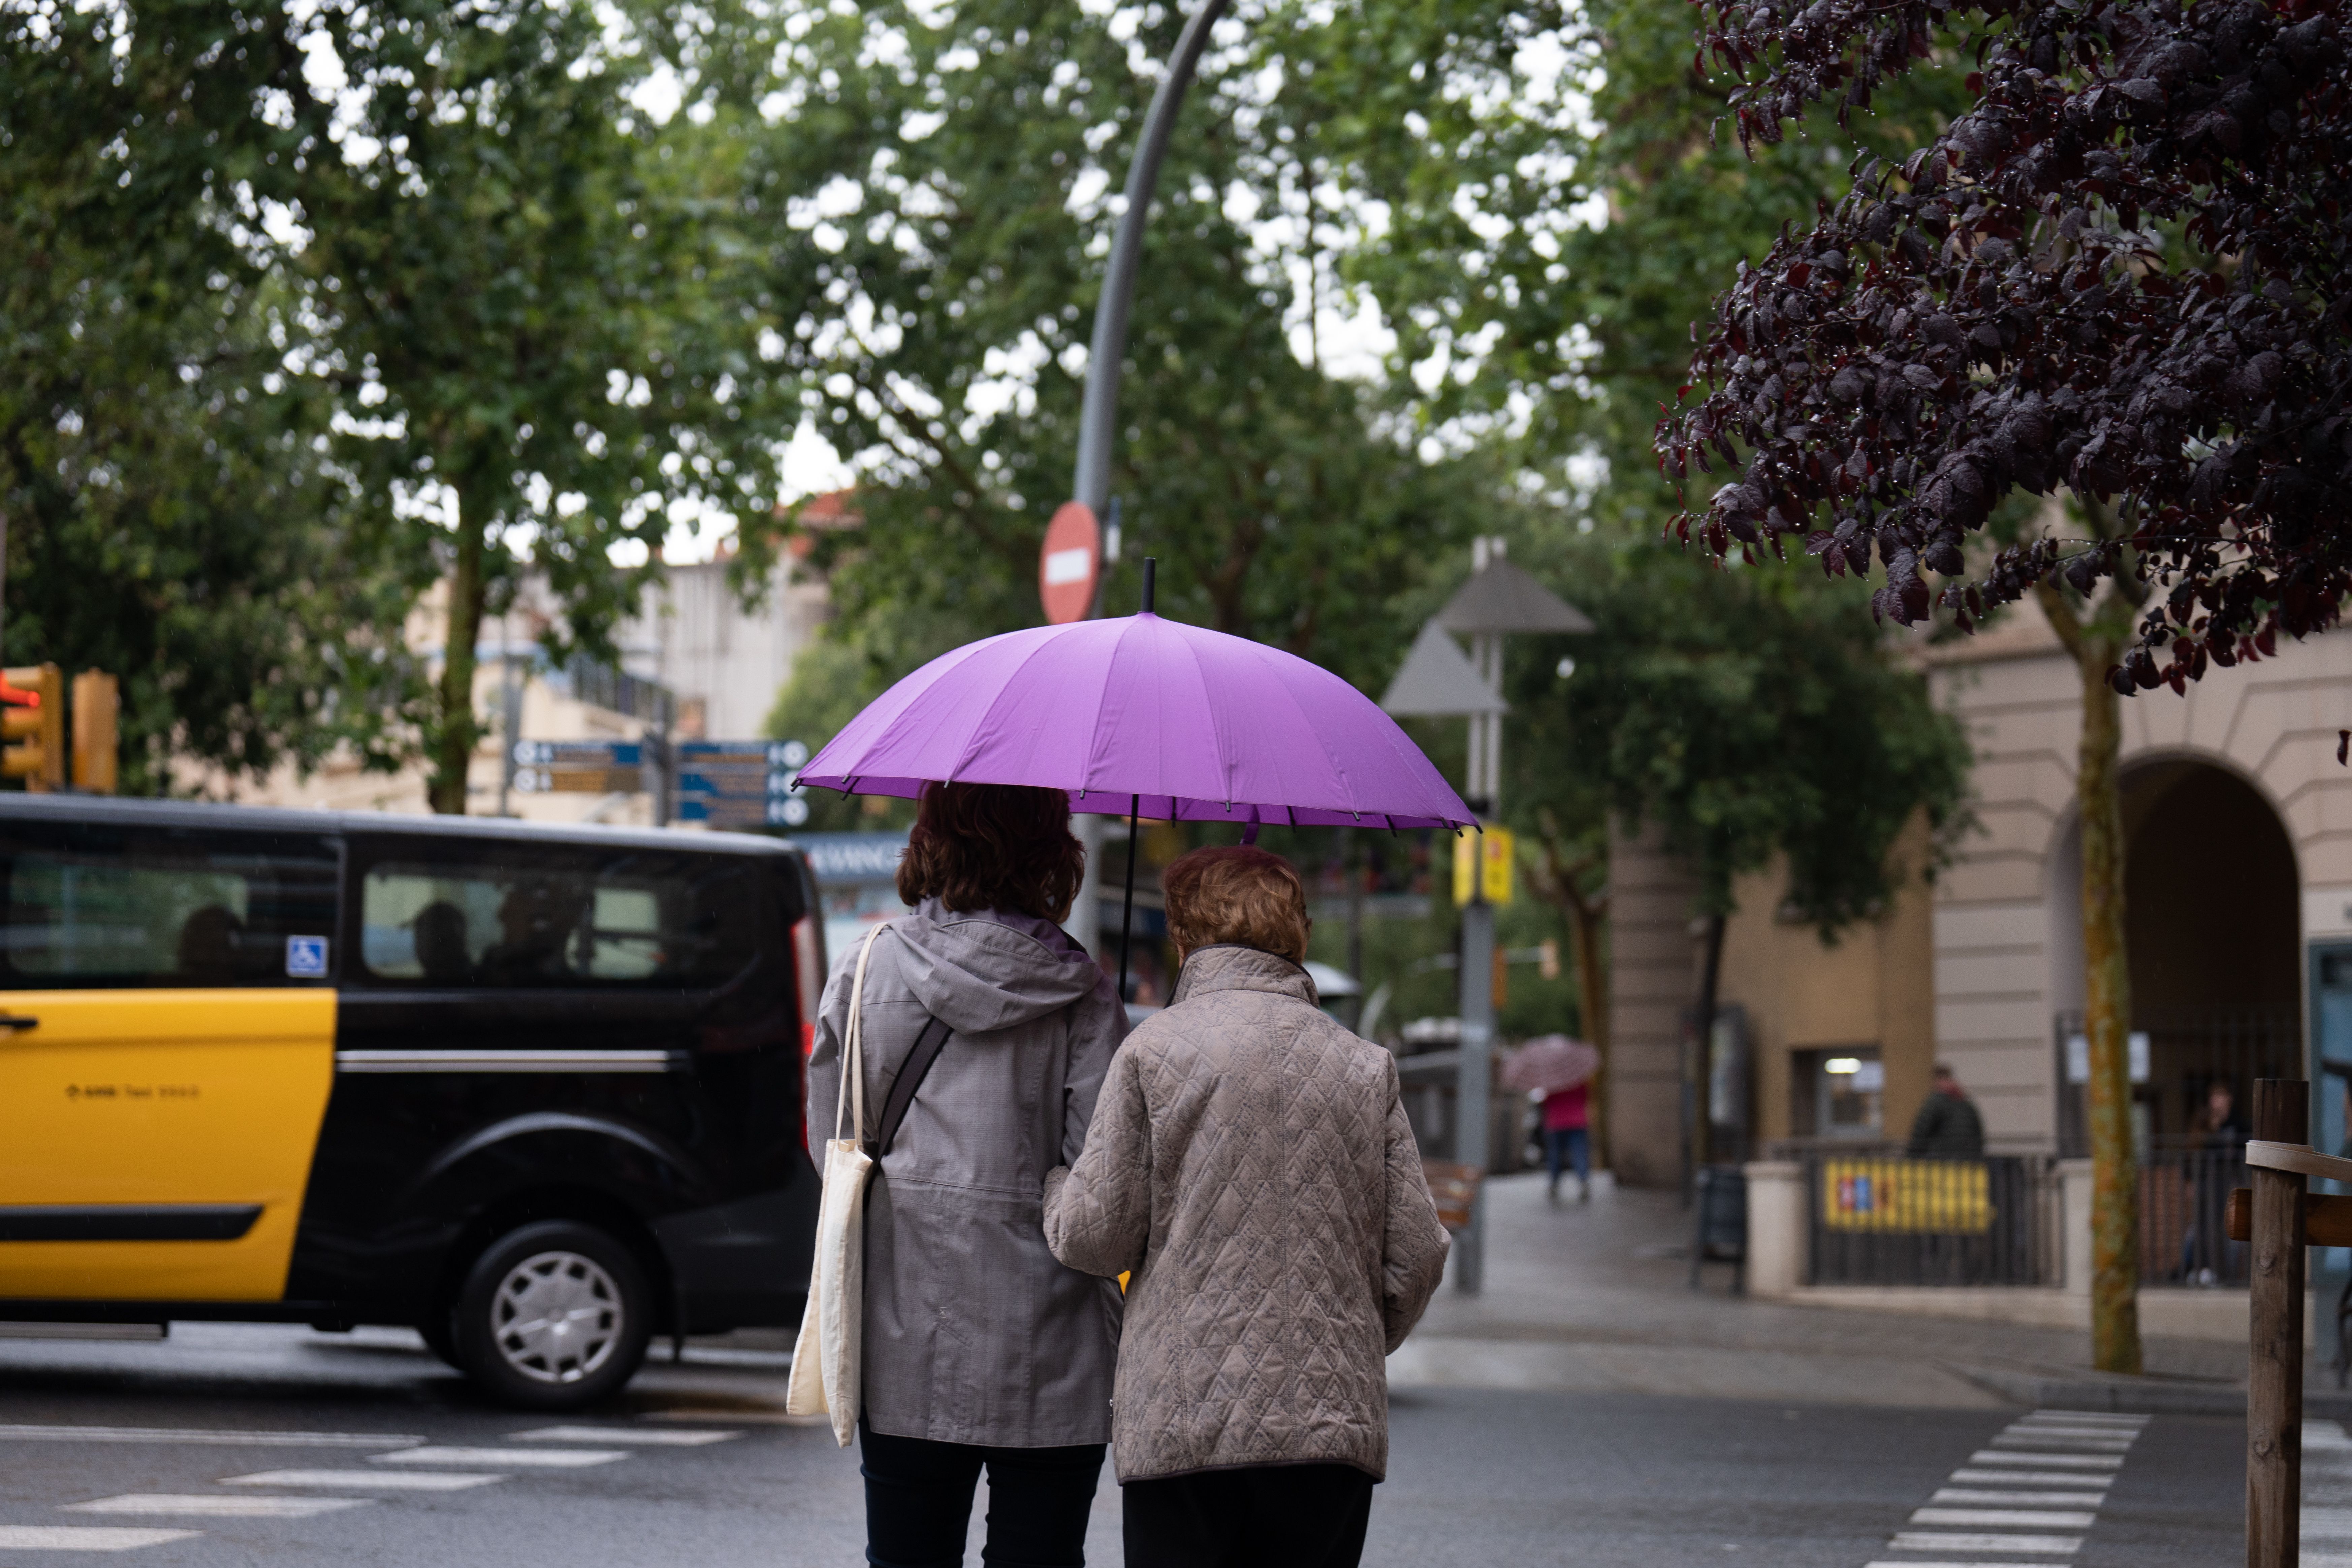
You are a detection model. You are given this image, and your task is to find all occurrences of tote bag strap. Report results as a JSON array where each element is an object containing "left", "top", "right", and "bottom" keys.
[{"left": 834, "top": 921, "right": 893, "bottom": 1146}]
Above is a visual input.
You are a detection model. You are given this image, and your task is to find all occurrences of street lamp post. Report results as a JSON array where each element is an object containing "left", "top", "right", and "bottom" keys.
[{"left": 1057, "top": 0, "right": 1230, "bottom": 965}]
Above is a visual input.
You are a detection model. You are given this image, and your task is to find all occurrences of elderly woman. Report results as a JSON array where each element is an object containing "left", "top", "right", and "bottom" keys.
[
  {"left": 1041, "top": 846, "right": 1449, "bottom": 1568},
  {"left": 806, "top": 781, "right": 1126, "bottom": 1568}
]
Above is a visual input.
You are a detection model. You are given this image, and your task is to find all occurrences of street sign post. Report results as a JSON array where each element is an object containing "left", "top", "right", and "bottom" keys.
[{"left": 675, "top": 739, "right": 810, "bottom": 830}]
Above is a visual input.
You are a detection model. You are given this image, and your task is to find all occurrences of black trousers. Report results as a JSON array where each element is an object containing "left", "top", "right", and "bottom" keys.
[
  {"left": 858, "top": 1420, "right": 1106, "bottom": 1568},
  {"left": 1119, "top": 1463, "right": 1375, "bottom": 1568}
]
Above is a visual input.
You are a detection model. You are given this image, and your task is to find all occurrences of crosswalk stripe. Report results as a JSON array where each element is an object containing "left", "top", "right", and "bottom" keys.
[
  {"left": 1910, "top": 1507, "right": 2098, "bottom": 1528},
  {"left": 2013, "top": 1411, "right": 2145, "bottom": 1428},
  {"left": 643, "top": 1409, "right": 827, "bottom": 1426},
  {"left": 1932, "top": 1489, "right": 2108, "bottom": 1507},
  {"left": 61, "top": 1495, "right": 371, "bottom": 1518},
  {"left": 1948, "top": 1469, "right": 2112, "bottom": 1487},
  {"left": 0, "top": 1526, "right": 202, "bottom": 1551},
  {"left": 507, "top": 1425, "right": 739, "bottom": 1446},
  {"left": 1885, "top": 1531, "right": 2082, "bottom": 1553},
  {"left": 371, "top": 1446, "right": 626, "bottom": 1468},
  {"left": 1969, "top": 1451, "right": 2121, "bottom": 1469},
  {"left": 0, "top": 1424, "right": 418, "bottom": 1448},
  {"left": 221, "top": 1470, "right": 506, "bottom": 1491}
]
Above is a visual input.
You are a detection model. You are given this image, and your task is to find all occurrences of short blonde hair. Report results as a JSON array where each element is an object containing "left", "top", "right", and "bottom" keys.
[{"left": 1162, "top": 846, "right": 1311, "bottom": 965}]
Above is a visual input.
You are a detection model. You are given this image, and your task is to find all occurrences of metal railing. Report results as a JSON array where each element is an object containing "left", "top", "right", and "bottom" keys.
[
  {"left": 1806, "top": 1155, "right": 2062, "bottom": 1287},
  {"left": 2138, "top": 1144, "right": 2250, "bottom": 1285}
]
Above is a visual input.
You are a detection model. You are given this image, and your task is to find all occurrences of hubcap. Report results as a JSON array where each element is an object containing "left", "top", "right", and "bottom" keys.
[{"left": 490, "top": 1250, "right": 623, "bottom": 1385}]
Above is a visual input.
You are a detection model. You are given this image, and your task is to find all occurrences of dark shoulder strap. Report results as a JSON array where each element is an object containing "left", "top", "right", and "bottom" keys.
[{"left": 869, "top": 1013, "right": 953, "bottom": 1159}]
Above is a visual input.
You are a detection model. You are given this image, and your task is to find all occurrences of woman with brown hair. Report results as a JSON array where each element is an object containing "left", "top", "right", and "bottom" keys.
[
  {"left": 806, "top": 781, "right": 1126, "bottom": 1568},
  {"left": 1041, "top": 845, "right": 1449, "bottom": 1568}
]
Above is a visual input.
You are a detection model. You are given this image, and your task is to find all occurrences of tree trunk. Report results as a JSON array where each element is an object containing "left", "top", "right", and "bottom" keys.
[
  {"left": 429, "top": 493, "right": 489, "bottom": 816},
  {"left": 2074, "top": 630, "right": 2142, "bottom": 1374},
  {"left": 2037, "top": 567, "right": 2143, "bottom": 1376},
  {"left": 1688, "top": 908, "right": 1727, "bottom": 1195}
]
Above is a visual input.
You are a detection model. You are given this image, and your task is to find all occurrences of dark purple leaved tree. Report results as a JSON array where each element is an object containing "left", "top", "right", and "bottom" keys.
[{"left": 1657, "top": 0, "right": 2349, "bottom": 1374}]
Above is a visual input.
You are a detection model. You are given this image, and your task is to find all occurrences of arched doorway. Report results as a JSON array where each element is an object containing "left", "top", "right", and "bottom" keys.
[
  {"left": 2050, "top": 758, "right": 2301, "bottom": 1156},
  {"left": 2121, "top": 759, "right": 2301, "bottom": 1145}
]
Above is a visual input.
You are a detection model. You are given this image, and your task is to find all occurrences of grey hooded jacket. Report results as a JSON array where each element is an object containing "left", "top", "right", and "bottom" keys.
[
  {"left": 805, "top": 897, "right": 1126, "bottom": 1448},
  {"left": 1041, "top": 944, "right": 1450, "bottom": 1482}
]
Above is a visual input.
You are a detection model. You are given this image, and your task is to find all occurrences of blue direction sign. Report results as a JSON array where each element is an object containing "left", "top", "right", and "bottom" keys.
[
  {"left": 675, "top": 739, "right": 809, "bottom": 829},
  {"left": 511, "top": 740, "right": 644, "bottom": 795}
]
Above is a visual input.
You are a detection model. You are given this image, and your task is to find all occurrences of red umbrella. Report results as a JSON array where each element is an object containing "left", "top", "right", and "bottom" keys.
[{"left": 1500, "top": 1035, "right": 1600, "bottom": 1097}]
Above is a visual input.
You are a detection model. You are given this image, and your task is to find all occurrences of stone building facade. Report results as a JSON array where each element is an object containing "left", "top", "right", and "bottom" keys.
[{"left": 1610, "top": 597, "right": 2352, "bottom": 1185}]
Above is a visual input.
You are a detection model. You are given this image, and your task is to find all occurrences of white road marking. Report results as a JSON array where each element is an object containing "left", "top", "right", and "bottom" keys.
[
  {"left": 62, "top": 1495, "right": 371, "bottom": 1518},
  {"left": 0, "top": 1526, "right": 201, "bottom": 1550},
  {"left": 1910, "top": 1507, "right": 2099, "bottom": 1528},
  {"left": 1931, "top": 1488, "right": 2109, "bottom": 1506},
  {"left": 1989, "top": 1434, "right": 2133, "bottom": 1451},
  {"left": 1886, "top": 1531, "right": 2082, "bottom": 1553},
  {"left": 508, "top": 1425, "right": 739, "bottom": 1446},
  {"left": 1948, "top": 1468, "right": 2115, "bottom": 1486},
  {"left": 222, "top": 1470, "right": 507, "bottom": 1491},
  {"left": 371, "top": 1446, "right": 627, "bottom": 1467},
  {"left": 0, "top": 1424, "right": 418, "bottom": 1448},
  {"left": 2012, "top": 1411, "right": 2144, "bottom": 1426},
  {"left": 643, "top": 1409, "right": 827, "bottom": 1426},
  {"left": 1969, "top": 1450, "right": 2122, "bottom": 1469}
]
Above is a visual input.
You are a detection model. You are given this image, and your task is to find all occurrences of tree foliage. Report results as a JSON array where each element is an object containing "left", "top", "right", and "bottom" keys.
[
  {"left": 1503, "top": 539, "right": 1971, "bottom": 927},
  {"left": 0, "top": 0, "right": 423, "bottom": 793},
  {"left": 1661, "top": 0, "right": 2351, "bottom": 695},
  {"left": 741, "top": 0, "right": 1494, "bottom": 687}
]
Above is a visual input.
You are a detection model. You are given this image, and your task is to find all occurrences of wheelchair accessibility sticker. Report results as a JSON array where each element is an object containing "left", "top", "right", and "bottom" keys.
[{"left": 285, "top": 935, "right": 329, "bottom": 978}]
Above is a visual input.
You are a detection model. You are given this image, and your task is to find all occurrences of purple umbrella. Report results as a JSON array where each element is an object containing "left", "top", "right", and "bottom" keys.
[{"left": 796, "top": 560, "right": 1474, "bottom": 990}]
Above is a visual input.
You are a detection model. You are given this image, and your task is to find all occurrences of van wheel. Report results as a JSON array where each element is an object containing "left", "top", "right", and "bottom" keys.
[{"left": 452, "top": 1221, "right": 652, "bottom": 1410}]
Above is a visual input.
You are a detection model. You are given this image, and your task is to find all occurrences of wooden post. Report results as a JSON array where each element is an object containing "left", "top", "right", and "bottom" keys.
[{"left": 2250, "top": 1077, "right": 2309, "bottom": 1568}]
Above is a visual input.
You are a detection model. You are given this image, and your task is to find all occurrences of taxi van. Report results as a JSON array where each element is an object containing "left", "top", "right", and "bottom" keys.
[{"left": 0, "top": 796, "right": 824, "bottom": 1409}]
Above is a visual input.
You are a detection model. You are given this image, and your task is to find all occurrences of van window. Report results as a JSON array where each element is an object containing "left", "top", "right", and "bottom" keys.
[
  {"left": 355, "top": 842, "right": 759, "bottom": 990},
  {"left": 0, "top": 822, "right": 340, "bottom": 988}
]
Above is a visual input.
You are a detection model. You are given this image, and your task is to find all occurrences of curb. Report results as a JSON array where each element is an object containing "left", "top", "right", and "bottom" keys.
[{"left": 1947, "top": 1358, "right": 2352, "bottom": 1418}]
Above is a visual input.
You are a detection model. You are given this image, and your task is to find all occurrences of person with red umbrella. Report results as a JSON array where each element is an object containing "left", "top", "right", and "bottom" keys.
[{"left": 1502, "top": 1035, "right": 1601, "bottom": 1204}]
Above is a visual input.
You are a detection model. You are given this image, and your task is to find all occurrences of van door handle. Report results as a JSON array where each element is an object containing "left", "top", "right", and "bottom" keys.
[{"left": 0, "top": 1014, "right": 38, "bottom": 1032}]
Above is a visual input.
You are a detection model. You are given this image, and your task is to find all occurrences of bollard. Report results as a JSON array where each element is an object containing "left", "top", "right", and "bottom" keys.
[{"left": 2249, "top": 1078, "right": 2309, "bottom": 1568}]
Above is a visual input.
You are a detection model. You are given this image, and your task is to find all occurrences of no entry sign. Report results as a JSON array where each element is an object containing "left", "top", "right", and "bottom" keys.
[{"left": 1038, "top": 500, "right": 1101, "bottom": 625}]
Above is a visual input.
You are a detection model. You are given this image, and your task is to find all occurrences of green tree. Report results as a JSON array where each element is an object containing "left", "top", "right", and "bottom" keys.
[
  {"left": 736, "top": 0, "right": 1489, "bottom": 686},
  {"left": 0, "top": 0, "right": 425, "bottom": 793},
  {"left": 291, "top": 0, "right": 783, "bottom": 812}
]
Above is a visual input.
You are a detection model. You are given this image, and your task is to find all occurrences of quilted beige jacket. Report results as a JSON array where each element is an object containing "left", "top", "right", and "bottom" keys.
[{"left": 1040, "top": 944, "right": 1449, "bottom": 1482}]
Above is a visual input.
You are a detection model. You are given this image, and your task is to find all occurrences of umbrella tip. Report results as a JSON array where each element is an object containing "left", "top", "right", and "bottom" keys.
[{"left": 1140, "top": 557, "right": 1156, "bottom": 616}]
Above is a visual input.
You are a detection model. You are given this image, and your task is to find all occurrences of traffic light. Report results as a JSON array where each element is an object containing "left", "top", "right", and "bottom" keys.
[
  {"left": 2, "top": 664, "right": 64, "bottom": 791},
  {"left": 72, "top": 670, "right": 118, "bottom": 794}
]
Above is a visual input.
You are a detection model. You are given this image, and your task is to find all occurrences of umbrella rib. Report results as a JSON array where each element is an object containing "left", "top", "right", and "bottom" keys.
[{"left": 949, "top": 628, "right": 1109, "bottom": 789}]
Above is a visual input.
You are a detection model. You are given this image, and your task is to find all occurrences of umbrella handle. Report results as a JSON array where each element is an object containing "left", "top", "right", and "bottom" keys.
[{"left": 1117, "top": 793, "right": 1141, "bottom": 1004}]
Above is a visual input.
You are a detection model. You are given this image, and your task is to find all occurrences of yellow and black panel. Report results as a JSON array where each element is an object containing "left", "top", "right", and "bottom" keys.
[{"left": 0, "top": 989, "right": 337, "bottom": 1300}]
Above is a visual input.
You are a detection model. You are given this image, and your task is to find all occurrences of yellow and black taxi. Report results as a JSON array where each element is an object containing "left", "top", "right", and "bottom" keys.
[{"left": 0, "top": 796, "right": 824, "bottom": 1408}]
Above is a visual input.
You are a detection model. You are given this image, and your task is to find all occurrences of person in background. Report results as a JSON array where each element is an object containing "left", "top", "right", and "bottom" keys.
[
  {"left": 1905, "top": 1064, "right": 1986, "bottom": 1158},
  {"left": 1041, "top": 845, "right": 1450, "bottom": 1568},
  {"left": 2183, "top": 1079, "right": 2249, "bottom": 1284},
  {"left": 1540, "top": 1080, "right": 1591, "bottom": 1204},
  {"left": 804, "top": 781, "right": 1126, "bottom": 1568}
]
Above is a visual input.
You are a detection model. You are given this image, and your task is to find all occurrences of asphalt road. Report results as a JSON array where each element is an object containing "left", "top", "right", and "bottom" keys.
[{"left": 0, "top": 1324, "right": 2249, "bottom": 1566}]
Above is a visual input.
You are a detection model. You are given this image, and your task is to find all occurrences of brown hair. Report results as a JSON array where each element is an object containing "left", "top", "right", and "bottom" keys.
[
  {"left": 895, "top": 781, "right": 1085, "bottom": 923},
  {"left": 1162, "top": 846, "right": 1312, "bottom": 965}
]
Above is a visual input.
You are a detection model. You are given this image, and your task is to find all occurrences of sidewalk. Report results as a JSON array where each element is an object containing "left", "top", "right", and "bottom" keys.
[{"left": 1388, "top": 1171, "right": 2263, "bottom": 1411}]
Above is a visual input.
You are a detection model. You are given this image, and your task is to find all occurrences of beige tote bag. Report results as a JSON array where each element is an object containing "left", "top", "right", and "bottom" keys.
[{"left": 785, "top": 922, "right": 888, "bottom": 1446}]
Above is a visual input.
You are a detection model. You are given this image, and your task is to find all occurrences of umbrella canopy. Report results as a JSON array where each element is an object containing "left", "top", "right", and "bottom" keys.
[
  {"left": 1500, "top": 1035, "right": 1600, "bottom": 1097},
  {"left": 796, "top": 612, "right": 1475, "bottom": 831}
]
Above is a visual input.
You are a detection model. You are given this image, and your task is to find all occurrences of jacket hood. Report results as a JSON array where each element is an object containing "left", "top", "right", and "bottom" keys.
[
  {"left": 1170, "top": 943, "right": 1320, "bottom": 1009},
  {"left": 889, "top": 896, "right": 1105, "bottom": 1035}
]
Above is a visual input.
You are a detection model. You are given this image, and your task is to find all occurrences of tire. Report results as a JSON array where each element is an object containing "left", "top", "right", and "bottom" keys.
[{"left": 451, "top": 1220, "right": 654, "bottom": 1411}]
